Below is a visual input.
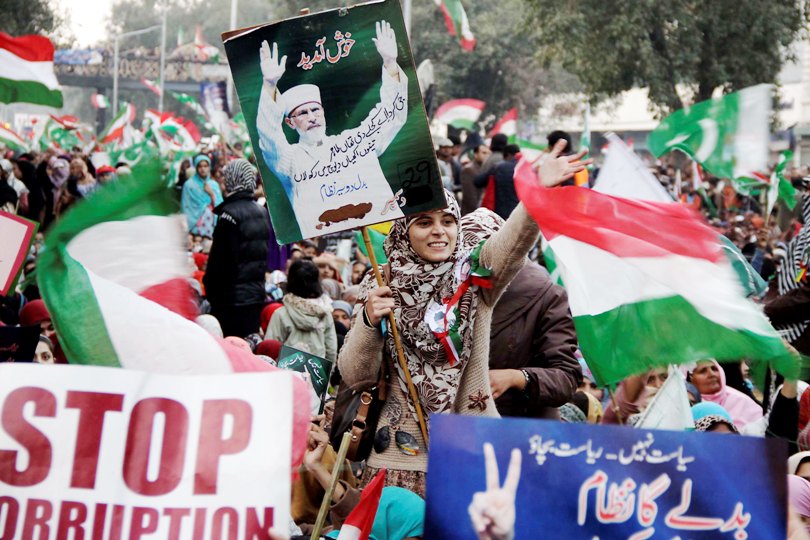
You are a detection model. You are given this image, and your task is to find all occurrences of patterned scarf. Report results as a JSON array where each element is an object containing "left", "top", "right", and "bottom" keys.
[
  {"left": 224, "top": 158, "right": 257, "bottom": 194},
  {"left": 358, "top": 191, "right": 503, "bottom": 422},
  {"left": 775, "top": 194, "right": 809, "bottom": 343}
]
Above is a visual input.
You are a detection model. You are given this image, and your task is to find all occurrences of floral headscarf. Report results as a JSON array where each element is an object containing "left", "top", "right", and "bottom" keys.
[{"left": 358, "top": 190, "right": 502, "bottom": 422}]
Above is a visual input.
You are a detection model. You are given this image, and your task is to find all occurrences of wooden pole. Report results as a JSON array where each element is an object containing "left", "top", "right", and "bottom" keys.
[
  {"left": 310, "top": 431, "right": 352, "bottom": 540},
  {"left": 608, "top": 387, "right": 624, "bottom": 425},
  {"left": 361, "top": 226, "right": 429, "bottom": 447}
]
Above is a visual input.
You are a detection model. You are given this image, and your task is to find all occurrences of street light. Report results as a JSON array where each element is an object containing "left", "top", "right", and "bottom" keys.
[{"left": 112, "top": 23, "right": 162, "bottom": 116}]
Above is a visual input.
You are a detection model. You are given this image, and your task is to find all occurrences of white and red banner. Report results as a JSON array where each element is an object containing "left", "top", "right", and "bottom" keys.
[
  {"left": 0, "top": 363, "right": 294, "bottom": 539},
  {"left": 0, "top": 210, "right": 37, "bottom": 295}
]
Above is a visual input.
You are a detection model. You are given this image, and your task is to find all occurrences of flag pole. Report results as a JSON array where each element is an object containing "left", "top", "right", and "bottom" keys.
[
  {"left": 159, "top": 10, "right": 167, "bottom": 112},
  {"left": 361, "top": 226, "right": 429, "bottom": 447},
  {"left": 608, "top": 387, "right": 624, "bottom": 425},
  {"left": 310, "top": 431, "right": 351, "bottom": 540}
]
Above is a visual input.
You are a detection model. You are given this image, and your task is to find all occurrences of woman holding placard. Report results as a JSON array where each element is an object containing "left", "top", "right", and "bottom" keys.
[{"left": 337, "top": 140, "right": 589, "bottom": 496}]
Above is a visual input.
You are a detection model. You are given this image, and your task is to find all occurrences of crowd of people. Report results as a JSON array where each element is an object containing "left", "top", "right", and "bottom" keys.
[{"left": 1, "top": 122, "right": 809, "bottom": 538}]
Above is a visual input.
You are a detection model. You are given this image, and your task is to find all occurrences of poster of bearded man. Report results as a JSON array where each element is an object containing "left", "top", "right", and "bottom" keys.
[{"left": 223, "top": 0, "right": 444, "bottom": 244}]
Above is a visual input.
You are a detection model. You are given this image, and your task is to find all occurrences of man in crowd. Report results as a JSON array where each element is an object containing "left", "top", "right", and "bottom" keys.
[{"left": 460, "top": 143, "right": 492, "bottom": 215}]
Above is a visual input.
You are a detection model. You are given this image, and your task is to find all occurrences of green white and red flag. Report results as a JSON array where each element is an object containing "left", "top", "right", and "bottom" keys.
[
  {"left": 433, "top": 0, "right": 476, "bottom": 51},
  {"left": 336, "top": 468, "right": 386, "bottom": 540},
  {"left": 0, "top": 32, "right": 63, "bottom": 108},
  {"left": 434, "top": 99, "right": 485, "bottom": 130},
  {"left": 141, "top": 77, "right": 163, "bottom": 97},
  {"left": 171, "top": 90, "right": 215, "bottom": 131},
  {"left": 145, "top": 109, "right": 201, "bottom": 153},
  {"left": 514, "top": 157, "right": 798, "bottom": 387},
  {"left": 488, "top": 108, "right": 517, "bottom": 138},
  {"left": 100, "top": 103, "right": 136, "bottom": 145},
  {"left": 0, "top": 123, "right": 28, "bottom": 152},
  {"left": 90, "top": 93, "right": 109, "bottom": 109},
  {"left": 36, "top": 152, "right": 310, "bottom": 466}
]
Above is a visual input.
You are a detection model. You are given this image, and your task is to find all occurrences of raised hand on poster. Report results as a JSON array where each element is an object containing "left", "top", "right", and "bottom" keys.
[
  {"left": 468, "top": 443, "right": 521, "bottom": 540},
  {"left": 534, "top": 139, "right": 592, "bottom": 187},
  {"left": 373, "top": 20, "right": 399, "bottom": 79},
  {"left": 259, "top": 41, "right": 287, "bottom": 88}
]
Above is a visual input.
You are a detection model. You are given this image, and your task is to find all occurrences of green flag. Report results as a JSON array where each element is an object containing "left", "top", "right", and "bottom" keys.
[
  {"left": 277, "top": 345, "right": 333, "bottom": 403},
  {"left": 648, "top": 84, "right": 772, "bottom": 183},
  {"left": 767, "top": 150, "right": 798, "bottom": 215},
  {"left": 355, "top": 227, "right": 388, "bottom": 264}
]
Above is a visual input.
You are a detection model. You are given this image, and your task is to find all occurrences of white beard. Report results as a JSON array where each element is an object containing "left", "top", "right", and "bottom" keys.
[{"left": 298, "top": 126, "right": 326, "bottom": 145}]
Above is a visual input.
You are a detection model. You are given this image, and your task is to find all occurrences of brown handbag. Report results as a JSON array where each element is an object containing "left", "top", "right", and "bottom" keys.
[{"left": 328, "top": 357, "right": 388, "bottom": 462}]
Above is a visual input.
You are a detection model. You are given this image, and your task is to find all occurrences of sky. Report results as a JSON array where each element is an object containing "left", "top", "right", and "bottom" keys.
[{"left": 57, "top": 0, "right": 113, "bottom": 47}]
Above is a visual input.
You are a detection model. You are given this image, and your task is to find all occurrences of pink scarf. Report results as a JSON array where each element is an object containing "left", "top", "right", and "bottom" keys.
[{"left": 698, "top": 360, "right": 763, "bottom": 429}]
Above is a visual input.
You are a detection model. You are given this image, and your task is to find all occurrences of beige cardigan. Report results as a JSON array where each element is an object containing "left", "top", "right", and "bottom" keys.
[{"left": 337, "top": 204, "right": 540, "bottom": 473}]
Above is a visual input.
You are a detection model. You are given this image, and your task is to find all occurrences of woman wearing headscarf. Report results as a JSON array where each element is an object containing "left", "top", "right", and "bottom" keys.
[
  {"left": 14, "top": 159, "right": 45, "bottom": 222},
  {"left": 790, "top": 451, "right": 810, "bottom": 480},
  {"left": 204, "top": 159, "right": 269, "bottom": 337},
  {"left": 181, "top": 154, "right": 223, "bottom": 238},
  {"left": 267, "top": 259, "right": 336, "bottom": 365},
  {"left": 337, "top": 141, "right": 588, "bottom": 496},
  {"left": 68, "top": 158, "right": 97, "bottom": 198},
  {"left": 688, "top": 360, "right": 762, "bottom": 431},
  {"left": 789, "top": 475, "right": 810, "bottom": 537},
  {"left": 691, "top": 402, "right": 739, "bottom": 433}
]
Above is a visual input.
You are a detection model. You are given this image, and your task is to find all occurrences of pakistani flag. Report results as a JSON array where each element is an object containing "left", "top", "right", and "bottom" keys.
[
  {"left": 515, "top": 152, "right": 797, "bottom": 388},
  {"left": 767, "top": 151, "right": 798, "bottom": 216},
  {"left": 580, "top": 103, "right": 591, "bottom": 156},
  {"left": 648, "top": 84, "right": 772, "bottom": 187}
]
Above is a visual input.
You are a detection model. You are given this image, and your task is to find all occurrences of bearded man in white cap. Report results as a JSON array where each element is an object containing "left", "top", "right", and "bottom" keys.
[{"left": 256, "top": 20, "right": 408, "bottom": 239}]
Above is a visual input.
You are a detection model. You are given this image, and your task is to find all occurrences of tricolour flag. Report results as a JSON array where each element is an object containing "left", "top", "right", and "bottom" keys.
[
  {"left": 0, "top": 33, "right": 63, "bottom": 108},
  {"left": 596, "top": 134, "right": 765, "bottom": 299},
  {"left": 488, "top": 108, "right": 517, "bottom": 138},
  {"left": 514, "top": 157, "right": 797, "bottom": 388},
  {"left": 434, "top": 99, "right": 485, "bottom": 131},
  {"left": 145, "top": 109, "right": 201, "bottom": 153},
  {"left": 100, "top": 103, "right": 136, "bottom": 145},
  {"left": 337, "top": 468, "right": 387, "bottom": 540},
  {"left": 141, "top": 77, "right": 163, "bottom": 97},
  {"left": 433, "top": 0, "right": 475, "bottom": 51},
  {"left": 90, "top": 93, "right": 109, "bottom": 109},
  {"left": 0, "top": 123, "right": 28, "bottom": 152},
  {"left": 648, "top": 84, "right": 771, "bottom": 184},
  {"left": 171, "top": 91, "right": 214, "bottom": 131},
  {"left": 36, "top": 151, "right": 310, "bottom": 468}
]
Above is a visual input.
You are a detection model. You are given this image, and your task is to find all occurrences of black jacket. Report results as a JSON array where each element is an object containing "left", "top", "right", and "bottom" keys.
[{"left": 204, "top": 191, "right": 269, "bottom": 307}]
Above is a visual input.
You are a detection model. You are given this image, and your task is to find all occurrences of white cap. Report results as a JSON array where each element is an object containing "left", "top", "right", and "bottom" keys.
[
  {"left": 281, "top": 84, "right": 322, "bottom": 117},
  {"left": 0, "top": 159, "right": 12, "bottom": 174}
]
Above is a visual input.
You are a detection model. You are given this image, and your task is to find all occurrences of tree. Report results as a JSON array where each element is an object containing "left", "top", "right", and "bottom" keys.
[
  {"left": 521, "top": 0, "right": 810, "bottom": 114},
  {"left": 409, "top": 0, "right": 580, "bottom": 130},
  {"left": 0, "top": 0, "right": 71, "bottom": 45}
]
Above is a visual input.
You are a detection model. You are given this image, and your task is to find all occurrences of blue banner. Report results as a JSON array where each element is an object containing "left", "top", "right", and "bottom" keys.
[{"left": 425, "top": 415, "right": 787, "bottom": 539}]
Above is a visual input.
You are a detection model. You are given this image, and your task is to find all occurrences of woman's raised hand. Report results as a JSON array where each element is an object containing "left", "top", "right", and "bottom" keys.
[
  {"left": 534, "top": 139, "right": 593, "bottom": 188},
  {"left": 365, "top": 286, "right": 395, "bottom": 327}
]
